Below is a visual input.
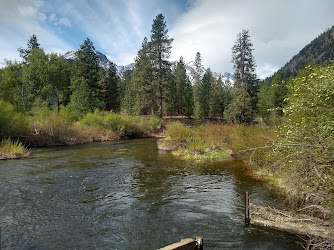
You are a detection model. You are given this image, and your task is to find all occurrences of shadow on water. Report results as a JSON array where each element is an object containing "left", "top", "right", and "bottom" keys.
[{"left": 0, "top": 138, "right": 303, "bottom": 249}]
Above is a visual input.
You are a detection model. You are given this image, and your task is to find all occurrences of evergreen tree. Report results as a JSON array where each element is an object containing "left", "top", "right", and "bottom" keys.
[
  {"left": 131, "top": 37, "right": 156, "bottom": 115},
  {"left": 210, "top": 76, "right": 224, "bottom": 117},
  {"left": 69, "top": 38, "right": 102, "bottom": 118},
  {"left": 270, "top": 69, "right": 287, "bottom": 116},
  {"left": 193, "top": 52, "right": 203, "bottom": 118},
  {"left": 184, "top": 76, "right": 194, "bottom": 117},
  {"left": 102, "top": 62, "right": 121, "bottom": 112},
  {"left": 257, "top": 77, "right": 272, "bottom": 120},
  {"left": 174, "top": 57, "right": 188, "bottom": 115},
  {"left": 18, "top": 34, "right": 40, "bottom": 63},
  {"left": 198, "top": 68, "right": 214, "bottom": 117},
  {"left": 232, "top": 29, "right": 257, "bottom": 91},
  {"left": 149, "top": 14, "right": 173, "bottom": 117},
  {"left": 224, "top": 86, "right": 253, "bottom": 124},
  {"left": 227, "top": 29, "right": 257, "bottom": 123},
  {"left": 122, "top": 70, "right": 138, "bottom": 114}
]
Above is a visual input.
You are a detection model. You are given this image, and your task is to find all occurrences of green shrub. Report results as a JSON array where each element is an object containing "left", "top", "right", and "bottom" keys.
[
  {"left": 166, "top": 121, "right": 193, "bottom": 143},
  {"left": 80, "top": 109, "right": 104, "bottom": 128},
  {"left": 104, "top": 112, "right": 126, "bottom": 132},
  {"left": 0, "top": 100, "right": 30, "bottom": 139}
]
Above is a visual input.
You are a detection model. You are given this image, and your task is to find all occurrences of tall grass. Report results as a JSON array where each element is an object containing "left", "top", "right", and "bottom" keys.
[
  {"left": 0, "top": 139, "right": 29, "bottom": 160},
  {"left": 164, "top": 122, "right": 235, "bottom": 157}
]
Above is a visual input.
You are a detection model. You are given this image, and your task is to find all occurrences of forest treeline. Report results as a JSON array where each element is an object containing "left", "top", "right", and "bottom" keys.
[{"left": 0, "top": 14, "right": 283, "bottom": 126}]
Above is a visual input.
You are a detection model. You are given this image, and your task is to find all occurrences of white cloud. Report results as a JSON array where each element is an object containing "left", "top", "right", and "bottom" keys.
[
  {"left": 57, "top": 17, "right": 71, "bottom": 27},
  {"left": 170, "top": 0, "right": 334, "bottom": 78},
  {"left": 0, "top": 0, "right": 73, "bottom": 63},
  {"left": 257, "top": 63, "right": 280, "bottom": 80}
]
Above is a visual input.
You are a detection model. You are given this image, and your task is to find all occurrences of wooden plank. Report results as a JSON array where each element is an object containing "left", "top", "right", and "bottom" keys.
[{"left": 158, "top": 238, "right": 197, "bottom": 250}]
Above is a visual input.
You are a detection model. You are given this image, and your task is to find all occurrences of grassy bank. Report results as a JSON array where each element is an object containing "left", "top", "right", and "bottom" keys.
[
  {"left": 24, "top": 109, "right": 163, "bottom": 147},
  {"left": 158, "top": 121, "right": 233, "bottom": 160},
  {"left": 160, "top": 121, "right": 334, "bottom": 221},
  {"left": 0, "top": 104, "right": 163, "bottom": 158}
]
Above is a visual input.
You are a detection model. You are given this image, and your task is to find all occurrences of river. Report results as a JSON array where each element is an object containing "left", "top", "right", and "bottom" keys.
[{"left": 0, "top": 138, "right": 303, "bottom": 249}]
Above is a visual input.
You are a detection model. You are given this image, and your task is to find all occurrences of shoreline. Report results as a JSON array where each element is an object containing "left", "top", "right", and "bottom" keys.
[{"left": 157, "top": 136, "right": 334, "bottom": 246}]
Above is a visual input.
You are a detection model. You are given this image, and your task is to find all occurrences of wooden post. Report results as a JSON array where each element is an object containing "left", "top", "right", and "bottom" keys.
[
  {"left": 245, "top": 192, "right": 250, "bottom": 226},
  {"left": 196, "top": 237, "right": 203, "bottom": 250}
]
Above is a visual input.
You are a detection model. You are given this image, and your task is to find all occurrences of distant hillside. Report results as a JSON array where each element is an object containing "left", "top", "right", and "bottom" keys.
[{"left": 280, "top": 26, "right": 334, "bottom": 79}]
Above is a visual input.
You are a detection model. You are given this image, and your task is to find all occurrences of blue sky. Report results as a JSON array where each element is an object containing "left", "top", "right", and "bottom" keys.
[{"left": 0, "top": 0, "right": 333, "bottom": 79}]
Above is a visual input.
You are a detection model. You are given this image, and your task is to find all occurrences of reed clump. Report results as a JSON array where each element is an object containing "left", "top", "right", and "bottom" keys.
[{"left": 0, "top": 139, "right": 29, "bottom": 160}]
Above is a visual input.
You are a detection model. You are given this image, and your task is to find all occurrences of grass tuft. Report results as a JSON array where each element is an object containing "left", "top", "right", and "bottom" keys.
[{"left": 0, "top": 139, "right": 29, "bottom": 160}]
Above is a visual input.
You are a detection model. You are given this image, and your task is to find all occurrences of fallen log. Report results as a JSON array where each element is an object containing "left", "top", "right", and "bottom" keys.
[{"left": 250, "top": 204, "right": 334, "bottom": 241}]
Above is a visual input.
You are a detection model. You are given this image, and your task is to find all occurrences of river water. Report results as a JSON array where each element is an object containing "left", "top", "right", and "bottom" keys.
[{"left": 0, "top": 138, "right": 303, "bottom": 249}]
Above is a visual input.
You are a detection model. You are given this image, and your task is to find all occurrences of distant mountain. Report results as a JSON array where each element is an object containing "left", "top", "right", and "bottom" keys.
[
  {"left": 279, "top": 26, "right": 334, "bottom": 79},
  {"left": 64, "top": 50, "right": 233, "bottom": 84}
]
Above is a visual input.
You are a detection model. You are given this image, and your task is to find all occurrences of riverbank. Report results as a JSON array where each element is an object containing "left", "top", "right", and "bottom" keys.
[
  {"left": 0, "top": 110, "right": 163, "bottom": 160},
  {"left": 158, "top": 121, "right": 334, "bottom": 247}
]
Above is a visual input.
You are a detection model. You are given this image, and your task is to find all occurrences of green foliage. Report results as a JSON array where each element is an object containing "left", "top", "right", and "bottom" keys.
[
  {"left": 102, "top": 62, "right": 121, "bottom": 112},
  {"left": 69, "top": 38, "right": 103, "bottom": 118},
  {"left": 129, "top": 37, "right": 156, "bottom": 115},
  {"left": 80, "top": 110, "right": 104, "bottom": 128},
  {"left": 0, "top": 60, "right": 25, "bottom": 111},
  {"left": 224, "top": 85, "right": 253, "bottom": 124},
  {"left": 197, "top": 68, "right": 214, "bottom": 117},
  {"left": 209, "top": 76, "right": 224, "bottom": 117},
  {"left": 18, "top": 34, "right": 40, "bottom": 63},
  {"left": 0, "top": 100, "right": 29, "bottom": 139},
  {"left": 173, "top": 57, "right": 193, "bottom": 116},
  {"left": 68, "top": 77, "right": 94, "bottom": 119},
  {"left": 47, "top": 53, "right": 71, "bottom": 111}
]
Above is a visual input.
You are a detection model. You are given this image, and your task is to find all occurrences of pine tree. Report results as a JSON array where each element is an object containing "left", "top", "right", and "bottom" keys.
[
  {"left": 227, "top": 29, "right": 257, "bottom": 123},
  {"left": 174, "top": 57, "right": 188, "bottom": 115},
  {"left": 69, "top": 38, "right": 102, "bottom": 118},
  {"left": 102, "top": 62, "right": 121, "bottom": 112},
  {"left": 18, "top": 34, "right": 40, "bottom": 63},
  {"left": 131, "top": 37, "right": 156, "bottom": 115},
  {"left": 210, "top": 76, "right": 224, "bottom": 117},
  {"left": 122, "top": 70, "right": 138, "bottom": 114},
  {"left": 193, "top": 52, "right": 203, "bottom": 118},
  {"left": 198, "top": 68, "right": 214, "bottom": 117},
  {"left": 232, "top": 29, "right": 257, "bottom": 91},
  {"left": 270, "top": 69, "right": 287, "bottom": 116},
  {"left": 149, "top": 14, "right": 173, "bottom": 117},
  {"left": 184, "top": 77, "right": 194, "bottom": 117}
]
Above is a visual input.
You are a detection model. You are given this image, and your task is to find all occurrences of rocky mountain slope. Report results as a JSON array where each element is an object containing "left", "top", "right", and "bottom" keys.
[{"left": 279, "top": 25, "right": 334, "bottom": 79}]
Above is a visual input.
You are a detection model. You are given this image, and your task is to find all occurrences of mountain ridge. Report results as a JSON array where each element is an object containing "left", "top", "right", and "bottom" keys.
[{"left": 273, "top": 25, "right": 334, "bottom": 80}]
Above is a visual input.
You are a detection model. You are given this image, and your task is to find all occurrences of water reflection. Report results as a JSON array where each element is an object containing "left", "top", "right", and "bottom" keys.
[{"left": 0, "top": 139, "right": 302, "bottom": 249}]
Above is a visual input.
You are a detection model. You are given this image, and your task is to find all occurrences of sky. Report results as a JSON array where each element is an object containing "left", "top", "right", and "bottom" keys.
[{"left": 0, "top": 0, "right": 333, "bottom": 79}]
